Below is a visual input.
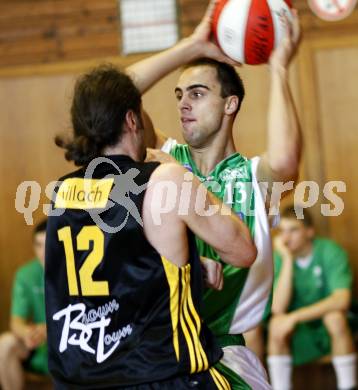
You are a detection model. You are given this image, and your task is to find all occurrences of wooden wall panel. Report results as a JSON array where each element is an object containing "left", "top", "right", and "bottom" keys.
[
  {"left": 0, "top": 0, "right": 119, "bottom": 67},
  {"left": 315, "top": 46, "right": 358, "bottom": 280},
  {"left": 0, "top": 59, "right": 286, "bottom": 331},
  {"left": 0, "top": 0, "right": 357, "bottom": 334},
  {"left": 0, "top": 74, "right": 75, "bottom": 331},
  {"left": 0, "top": 0, "right": 356, "bottom": 69}
]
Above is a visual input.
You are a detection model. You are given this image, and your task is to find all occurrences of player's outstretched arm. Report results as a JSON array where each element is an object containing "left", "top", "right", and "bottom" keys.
[
  {"left": 126, "top": 0, "right": 238, "bottom": 95},
  {"left": 257, "top": 11, "right": 302, "bottom": 195},
  {"left": 288, "top": 289, "right": 351, "bottom": 325},
  {"left": 142, "top": 163, "right": 257, "bottom": 268}
]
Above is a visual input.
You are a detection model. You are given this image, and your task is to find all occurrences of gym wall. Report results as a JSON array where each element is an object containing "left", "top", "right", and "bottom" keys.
[{"left": 0, "top": 0, "right": 357, "bottom": 332}]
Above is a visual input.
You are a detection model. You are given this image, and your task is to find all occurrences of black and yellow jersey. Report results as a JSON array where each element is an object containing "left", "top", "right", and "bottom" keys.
[{"left": 45, "top": 155, "right": 223, "bottom": 389}]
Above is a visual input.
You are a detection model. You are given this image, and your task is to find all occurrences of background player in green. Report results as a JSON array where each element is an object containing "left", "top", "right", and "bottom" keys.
[
  {"left": 0, "top": 220, "right": 48, "bottom": 390},
  {"left": 128, "top": 3, "right": 302, "bottom": 389},
  {"left": 267, "top": 206, "right": 356, "bottom": 390}
]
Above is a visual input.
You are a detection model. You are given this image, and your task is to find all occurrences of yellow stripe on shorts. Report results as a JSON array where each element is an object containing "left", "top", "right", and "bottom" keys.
[{"left": 209, "top": 367, "right": 231, "bottom": 390}]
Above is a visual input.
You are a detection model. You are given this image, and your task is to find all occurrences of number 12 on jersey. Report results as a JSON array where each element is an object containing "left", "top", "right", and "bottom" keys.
[{"left": 57, "top": 226, "right": 109, "bottom": 296}]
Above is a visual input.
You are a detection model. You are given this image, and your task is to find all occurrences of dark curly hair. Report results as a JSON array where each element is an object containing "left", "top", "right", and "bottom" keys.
[{"left": 56, "top": 64, "right": 142, "bottom": 166}]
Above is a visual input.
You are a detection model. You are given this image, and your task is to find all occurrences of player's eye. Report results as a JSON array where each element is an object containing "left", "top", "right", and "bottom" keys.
[
  {"left": 175, "top": 92, "right": 182, "bottom": 101},
  {"left": 191, "top": 90, "right": 203, "bottom": 98}
]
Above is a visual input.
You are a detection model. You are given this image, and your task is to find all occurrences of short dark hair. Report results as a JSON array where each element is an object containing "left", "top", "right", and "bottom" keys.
[
  {"left": 281, "top": 205, "right": 314, "bottom": 227},
  {"left": 183, "top": 58, "right": 245, "bottom": 113},
  {"left": 56, "top": 64, "right": 142, "bottom": 166},
  {"left": 33, "top": 219, "right": 47, "bottom": 236}
]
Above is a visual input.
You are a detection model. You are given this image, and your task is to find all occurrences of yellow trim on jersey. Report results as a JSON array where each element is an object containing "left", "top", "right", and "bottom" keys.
[
  {"left": 162, "top": 257, "right": 211, "bottom": 374},
  {"left": 209, "top": 367, "right": 231, "bottom": 390},
  {"left": 55, "top": 178, "right": 114, "bottom": 209},
  {"left": 185, "top": 266, "right": 209, "bottom": 371},
  {"left": 179, "top": 267, "right": 197, "bottom": 372},
  {"left": 161, "top": 257, "right": 180, "bottom": 361}
]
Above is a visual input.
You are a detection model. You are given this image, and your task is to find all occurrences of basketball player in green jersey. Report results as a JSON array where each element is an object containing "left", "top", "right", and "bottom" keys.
[
  {"left": 124, "top": 2, "right": 302, "bottom": 388},
  {"left": 267, "top": 206, "right": 356, "bottom": 390}
]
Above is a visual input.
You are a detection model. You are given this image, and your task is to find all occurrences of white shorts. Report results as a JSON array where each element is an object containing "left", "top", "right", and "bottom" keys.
[{"left": 219, "top": 345, "right": 272, "bottom": 390}]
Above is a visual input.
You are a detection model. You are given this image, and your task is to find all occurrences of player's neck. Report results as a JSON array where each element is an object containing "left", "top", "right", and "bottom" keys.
[
  {"left": 189, "top": 134, "right": 236, "bottom": 176},
  {"left": 102, "top": 140, "right": 141, "bottom": 162},
  {"left": 294, "top": 241, "right": 313, "bottom": 258}
]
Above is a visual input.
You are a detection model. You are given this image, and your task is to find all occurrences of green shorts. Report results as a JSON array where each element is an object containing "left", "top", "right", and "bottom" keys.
[
  {"left": 291, "top": 320, "right": 331, "bottom": 366},
  {"left": 25, "top": 343, "right": 49, "bottom": 374}
]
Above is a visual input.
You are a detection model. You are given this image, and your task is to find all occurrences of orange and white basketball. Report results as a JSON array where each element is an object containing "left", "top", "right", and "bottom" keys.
[{"left": 212, "top": 0, "right": 293, "bottom": 65}]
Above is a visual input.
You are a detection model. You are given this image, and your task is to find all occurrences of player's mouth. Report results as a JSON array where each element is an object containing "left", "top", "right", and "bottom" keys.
[{"left": 181, "top": 117, "right": 196, "bottom": 128}]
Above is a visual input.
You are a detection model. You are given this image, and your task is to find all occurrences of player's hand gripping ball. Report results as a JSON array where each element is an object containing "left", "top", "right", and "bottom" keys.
[{"left": 212, "top": 0, "right": 293, "bottom": 64}]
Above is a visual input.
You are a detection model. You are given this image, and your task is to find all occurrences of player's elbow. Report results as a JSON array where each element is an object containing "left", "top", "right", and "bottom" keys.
[
  {"left": 271, "top": 304, "right": 286, "bottom": 316},
  {"left": 333, "top": 290, "right": 351, "bottom": 311},
  {"left": 269, "top": 152, "right": 301, "bottom": 182},
  {"left": 228, "top": 240, "right": 257, "bottom": 268},
  {"left": 243, "top": 242, "right": 257, "bottom": 267},
  {"left": 272, "top": 162, "right": 299, "bottom": 182}
]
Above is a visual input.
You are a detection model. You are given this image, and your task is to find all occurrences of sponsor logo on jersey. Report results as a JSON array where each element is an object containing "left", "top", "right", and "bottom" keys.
[
  {"left": 313, "top": 265, "right": 322, "bottom": 277},
  {"left": 236, "top": 211, "right": 245, "bottom": 221},
  {"left": 183, "top": 163, "right": 193, "bottom": 173},
  {"left": 313, "top": 265, "right": 323, "bottom": 288},
  {"left": 219, "top": 166, "right": 249, "bottom": 181},
  {"left": 53, "top": 299, "right": 133, "bottom": 363},
  {"left": 55, "top": 178, "right": 114, "bottom": 209}
]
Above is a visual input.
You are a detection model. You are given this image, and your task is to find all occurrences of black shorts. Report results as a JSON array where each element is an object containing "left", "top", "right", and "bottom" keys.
[{"left": 54, "top": 368, "right": 231, "bottom": 390}]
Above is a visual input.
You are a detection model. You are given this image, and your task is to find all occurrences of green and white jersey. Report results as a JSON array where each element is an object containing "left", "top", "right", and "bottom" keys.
[
  {"left": 273, "top": 237, "right": 352, "bottom": 365},
  {"left": 163, "top": 140, "right": 274, "bottom": 337},
  {"left": 274, "top": 237, "right": 352, "bottom": 310}
]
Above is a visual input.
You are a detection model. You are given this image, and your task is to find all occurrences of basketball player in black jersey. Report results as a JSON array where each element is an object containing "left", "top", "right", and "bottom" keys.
[{"left": 45, "top": 9, "right": 257, "bottom": 390}]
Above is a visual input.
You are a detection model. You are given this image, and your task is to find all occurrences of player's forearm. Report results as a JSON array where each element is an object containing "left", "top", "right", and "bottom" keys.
[
  {"left": 214, "top": 215, "right": 257, "bottom": 268},
  {"left": 271, "top": 258, "right": 294, "bottom": 314},
  {"left": 291, "top": 290, "right": 351, "bottom": 324},
  {"left": 126, "top": 38, "right": 202, "bottom": 94},
  {"left": 204, "top": 194, "right": 257, "bottom": 268},
  {"left": 183, "top": 180, "right": 257, "bottom": 268},
  {"left": 266, "top": 65, "right": 302, "bottom": 181},
  {"left": 10, "top": 316, "right": 30, "bottom": 341}
]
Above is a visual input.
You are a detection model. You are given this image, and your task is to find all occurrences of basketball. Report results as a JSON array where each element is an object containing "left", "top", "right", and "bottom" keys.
[{"left": 212, "top": 0, "right": 293, "bottom": 65}]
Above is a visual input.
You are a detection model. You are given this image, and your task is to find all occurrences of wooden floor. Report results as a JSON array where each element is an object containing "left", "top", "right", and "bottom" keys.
[
  {"left": 24, "top": 372, "right": 52, "bottom": 390},
  {"left": 293, "top": 362, "right": 337, "bottom": 390},
  {"left": 9, "top": 362, "right": 357, "bottom": 390}
]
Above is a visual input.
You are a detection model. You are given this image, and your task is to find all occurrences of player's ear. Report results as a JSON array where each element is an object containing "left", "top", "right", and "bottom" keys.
[
  {"left": 124, "top": 110, "right": 137, "bottom": 133},
  {"left": 225, "top": 96, "right": 239, "bottom": 115},
  {"left": 307, "top": 226, "right": 315, "bottom": 239}
]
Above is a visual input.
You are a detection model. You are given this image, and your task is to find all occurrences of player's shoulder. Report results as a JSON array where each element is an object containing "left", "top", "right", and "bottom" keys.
[
  {"left": 149, "top": 162, "right": 188, "bottom": 185},
  {"left": 162, "top": 139, "right": 188, "bottom": 156},
  {"left": 15, "top": 258, "right": 42, "bottom": 280},
  {"left": 314, "top": 237, "right": 344, "bottom": 251},
  {"left": 58, "top": 167, "right": 85, "bottom": 182},
  {"left": 314, "top": 237, "right": 347, "bottom": 261}
]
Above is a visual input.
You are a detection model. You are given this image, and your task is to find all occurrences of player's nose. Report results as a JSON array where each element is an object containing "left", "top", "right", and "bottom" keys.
[{"left": 178, "top": 95, "right": 191, "bottom": 112}]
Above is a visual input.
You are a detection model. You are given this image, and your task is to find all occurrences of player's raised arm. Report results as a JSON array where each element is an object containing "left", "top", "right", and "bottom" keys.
[
  {"left": 126, "top": 0, "right": 238, "bottom": 95},
  {"left": 142, "top": 163, "right": 257, "bottom": 268},
  {"left": 257, "top": 11, "right": 302, "bottom": 194}
]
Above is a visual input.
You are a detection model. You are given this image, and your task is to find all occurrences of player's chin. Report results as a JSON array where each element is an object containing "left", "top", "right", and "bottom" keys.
[{"left": 182, "top": 130, "right": 203, "bottom": 148}]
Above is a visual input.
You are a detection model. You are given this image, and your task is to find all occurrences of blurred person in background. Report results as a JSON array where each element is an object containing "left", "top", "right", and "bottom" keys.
[
  {"left": 267, "top": 206, "right": 356, "bottom": 390},
  {"left": 0, "top": 220, "right": 48, "bottom": 390}
]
